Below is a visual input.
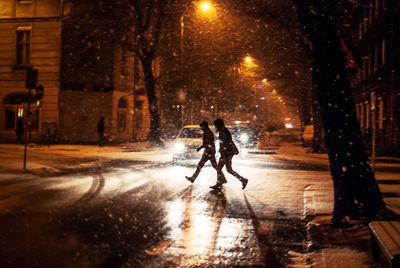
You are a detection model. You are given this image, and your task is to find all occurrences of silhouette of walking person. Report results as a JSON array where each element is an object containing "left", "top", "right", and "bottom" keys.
[
  {"left": 211, "top": 118, "right": 248, "bottom": 190},
  {"left": 97, "top": 117, "right": 105, "bottom": 146},
  {"left": 186, "top": 121, "right": 226, "bottom": 184}
]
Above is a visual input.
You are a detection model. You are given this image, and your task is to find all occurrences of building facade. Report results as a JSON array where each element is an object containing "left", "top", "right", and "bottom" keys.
[
  {"left": 349, "top": 0, "right": 400, "bottom": 156},
  {"left": 59, "top": 0, "right": 150, "bottom": 143},
  {"left": 0, "top": 0, "right": 61, "bottom": 143},
  {"left": 0, "top": 0, "right": 153, "bottom": 144}
]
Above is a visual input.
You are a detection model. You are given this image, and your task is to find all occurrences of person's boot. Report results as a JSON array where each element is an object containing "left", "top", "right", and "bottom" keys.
[
  {"left": 185, "top": 176, "right": 195, "bottom": 183},
  {"left": 218, "top": 174, "right": 227, "bottom": 184},
  {"left": 241, "top": 178, "right": 248, "bottom": 190}
]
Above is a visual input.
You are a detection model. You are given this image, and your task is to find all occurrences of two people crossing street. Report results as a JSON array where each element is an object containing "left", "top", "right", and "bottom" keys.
[{"left": 186, "top": 118, "right": 248, "bottom": 190}]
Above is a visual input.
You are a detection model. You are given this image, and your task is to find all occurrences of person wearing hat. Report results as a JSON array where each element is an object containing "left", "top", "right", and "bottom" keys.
[
  {"left": 186, "top": 121, "right": 226, "bottom": 184},
  {"left": 212, "top": 118, "right": 248, "bottom": 190}
]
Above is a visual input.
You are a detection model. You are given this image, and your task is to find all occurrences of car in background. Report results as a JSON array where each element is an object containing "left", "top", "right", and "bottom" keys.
[
  {"left": 172, "top": 125, "right": 203, "bottom": 163},
  {"left": 301, "top": 125, "right": 314, "bottom": 146},
  {"left": 228, "top": 125, "right": 258, "bottom": 149}
]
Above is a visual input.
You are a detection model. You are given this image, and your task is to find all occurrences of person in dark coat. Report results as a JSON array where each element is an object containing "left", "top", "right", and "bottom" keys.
[
  {"left": 212, "top": 118, "right": 248, "bottom": 190},
  {"left": 186, "top": 121, "right": 226, "bottom": 183},
  {"left": 97, "top": 117, "right": 105, "bottom": 146},
  {"left": 16, "top": 117, "right": 24, "bottom": 144}
]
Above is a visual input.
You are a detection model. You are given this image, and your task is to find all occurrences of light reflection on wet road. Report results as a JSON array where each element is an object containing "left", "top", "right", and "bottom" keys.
[
  {"left": 159, "top": 181, "right": 265, "bottom": 267},
  {"left": 0, "top": 150, "right": 328, "bottom": 267}
]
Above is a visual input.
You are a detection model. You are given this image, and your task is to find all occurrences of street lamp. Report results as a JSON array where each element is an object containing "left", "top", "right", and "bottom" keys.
[{"left": 200, "top": 2, "right": 210, "bottom": 9}]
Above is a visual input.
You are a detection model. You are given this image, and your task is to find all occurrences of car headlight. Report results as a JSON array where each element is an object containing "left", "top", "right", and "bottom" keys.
[
  {"left": 240, "top": 133, "right": 249, "bottom": 143},
  {"left": 174, "top": 142, "right": 185, "bottom": 152}
]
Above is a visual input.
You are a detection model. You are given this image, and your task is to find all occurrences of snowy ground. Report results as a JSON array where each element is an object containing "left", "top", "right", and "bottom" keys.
[{"left": 0, "top": 141, "right": 398, "bottom": 267}]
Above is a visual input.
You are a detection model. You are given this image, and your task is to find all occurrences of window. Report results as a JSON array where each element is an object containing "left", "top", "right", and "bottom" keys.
[
  {"left": 118, "top": 97, "right": 127, "bottom": 109},
  {"left": 5, "top": 109, "right": 16, "bottom": 130},
  {"left": 135, "top": 101, "right": 144, "bottom": 129},
  {"left": 117, "top": 97, "right": 127, "bottom": 132},
  {"left": 378, "top": 97, "right": 384, "bottom": 129},
  {"left": 117, "top": 111, "right": 126, "bottom": 132},
  {"left": 365, "top": 102, "right": 370, "bottom": 129},
  {"left": 375, "top": 0, "right": 380, "bottom": 19},
  {"left": 362, "top": 57, "right": 367, "bottom": 80},
  {"left": 363, "top": 11, "right": 368, "bottom": 34},
  {"left": 360, "top": 103, "right": 365, "bottom": 129},
  {"left": 16, "top": 26, "right": 31, "bottom": 66}
]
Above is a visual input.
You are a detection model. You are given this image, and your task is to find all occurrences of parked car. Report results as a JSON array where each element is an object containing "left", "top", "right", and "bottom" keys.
[
  {"left": 172, "top": 125, "right": 203, "bottom": 163},
  {"left": 228, "top": 125, "right": 258, "bottom": 149},
  {"left": 301, "top": 125, "right": 314, "bottom": 146}
]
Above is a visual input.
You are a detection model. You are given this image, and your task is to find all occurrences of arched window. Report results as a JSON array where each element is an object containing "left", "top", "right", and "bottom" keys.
[
  {"left": 117, "top": 97, "right": 127, "bottom": 132},
  {"left": 118, "top": 97, "right": 127, "bottom": 109}
]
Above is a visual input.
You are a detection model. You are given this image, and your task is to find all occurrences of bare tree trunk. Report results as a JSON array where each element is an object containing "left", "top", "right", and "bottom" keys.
[
  {"left": 293, "top": 0, "right": 396, "bottom": 225},
  {"left": 141, "top": 56, "right": 163, "bottom": 146}
]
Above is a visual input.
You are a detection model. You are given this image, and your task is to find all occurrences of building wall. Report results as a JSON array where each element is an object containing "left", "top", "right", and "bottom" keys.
[
  {"left": 59, "top": 90, "right": 113, "bottom": 143},
  {"left": 0, "top": 0, "right": 61, "bottom": 142},
  {"left": 112, "top": 45, "right": 135, "bottom": 142},
  {"left": 350, "top": 0, "right": 400, "bottom": 156},
  {"left": 0, "top": 0, "right": 160, "bottom": 144},
  {"left": 60, "top": 1, "right": 152, "bottom": 143}
]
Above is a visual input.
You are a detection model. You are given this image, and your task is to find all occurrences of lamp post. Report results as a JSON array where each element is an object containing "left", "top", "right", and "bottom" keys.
[{"left": 179, "top": 1, "right": 212, "bottom": 127}]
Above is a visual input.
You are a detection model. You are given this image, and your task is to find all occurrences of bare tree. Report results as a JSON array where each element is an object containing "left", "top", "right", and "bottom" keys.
[{"left": 126, "top": 0, "right": 166, "bottom": 146}]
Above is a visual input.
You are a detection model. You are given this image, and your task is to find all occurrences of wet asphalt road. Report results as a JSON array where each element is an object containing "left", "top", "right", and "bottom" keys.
[{"left": 0, "top": 148, "right": 331, "bottom": 267}]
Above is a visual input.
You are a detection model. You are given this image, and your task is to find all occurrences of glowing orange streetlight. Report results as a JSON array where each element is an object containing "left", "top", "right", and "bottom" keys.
[
  {"left": 244, "top": 56, "right": 253, "bottom": 63},
  {"left": 200, "top": 2, "right": 211, "bottom": 10}
]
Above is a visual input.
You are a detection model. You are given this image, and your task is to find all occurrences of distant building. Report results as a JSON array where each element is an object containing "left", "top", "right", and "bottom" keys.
[
  {"left": 0, "top": 0, "right": 61, "bottom": 143},
  {"left": 0, "top": 0, "right": 153, "bottom": 144},
  {"left": 59, "top": 0, "right": 151, "bottom": 143},
  {"left": 349, "top": 0, "right": 400, "bottom": 156}
]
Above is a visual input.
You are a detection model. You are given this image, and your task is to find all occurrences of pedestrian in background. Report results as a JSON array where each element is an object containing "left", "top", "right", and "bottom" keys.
[
  {"left": 212, "top": 118, "right": 248, "bottom": 190},
  {"left": 97, "top": 117, "right": 105, "bottom": 146},
  {"left": 186, "top": 121, "right": 226, "bottom": 184}
]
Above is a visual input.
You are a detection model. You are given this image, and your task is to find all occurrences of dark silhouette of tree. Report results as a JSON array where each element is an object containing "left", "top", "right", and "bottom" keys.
[
  {"left": 292, "top": 0, "right": 397, "bottom": 225},
  {"left": 126, "top": 0, "right": 166, "bottom": 146}
]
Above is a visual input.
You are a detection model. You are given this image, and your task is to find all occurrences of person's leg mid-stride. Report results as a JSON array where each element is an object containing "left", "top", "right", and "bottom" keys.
[
  {"left": 186, "top": 152, "right": 210, "bottom": 183},
  {"left": 224, "top": 155, "right": 248, "bottom": 189}
]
